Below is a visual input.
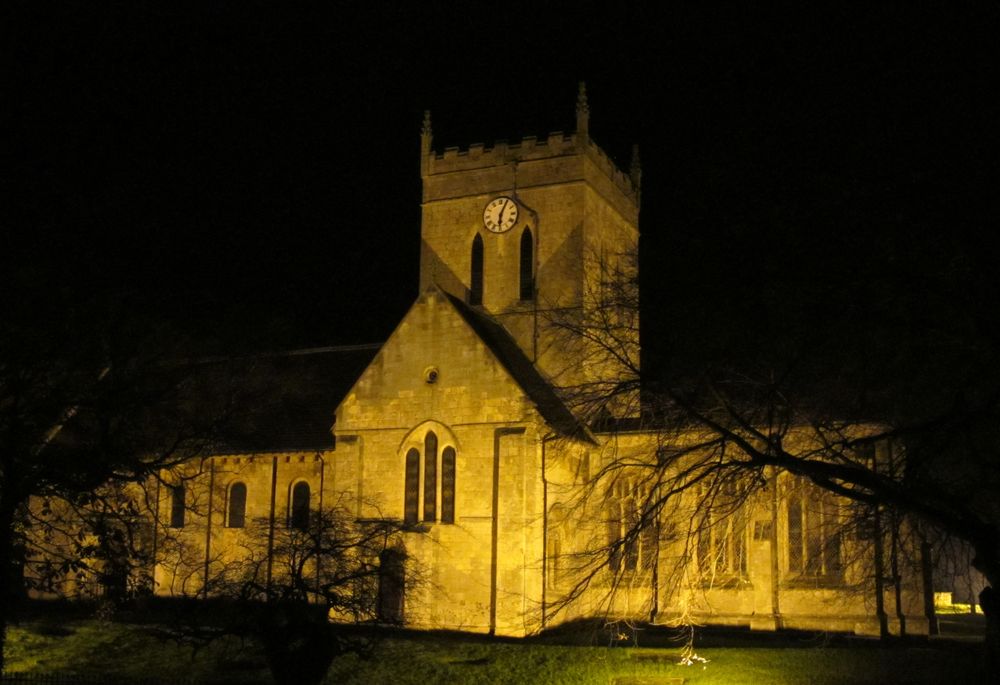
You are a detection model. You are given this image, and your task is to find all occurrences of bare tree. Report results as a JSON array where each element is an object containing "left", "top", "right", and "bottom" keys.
[
  {"left": 0, "top": 264, "right": 291, "bottom": 670},
  {"left": 152, "top": 501, "right": 412, "bottom": 685},
  {"left": 543, "top": 245, "right": 1000, "bottom": 668}
]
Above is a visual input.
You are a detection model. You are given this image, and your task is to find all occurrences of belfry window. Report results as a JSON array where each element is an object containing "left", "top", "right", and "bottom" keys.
[
  {"left": 402, "top": 432, "right": 456, "bottom": 525},
  {"left": 227, "top": 482, "right": 247, "bottom": 528},
  {"left": 519, "top": 228, "right": 534, "bottom": 300},
  {"left": 470, "top": 234, "right": 484, "bottom": 305},
  {"left": 169, "top": 484, "right": 185, "bottom": 528},
  {"left": 289, "top": 481, "right": 310, "bottom": 530}
]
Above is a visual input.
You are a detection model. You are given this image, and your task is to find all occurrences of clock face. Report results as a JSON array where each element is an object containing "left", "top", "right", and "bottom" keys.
[{"left": 483, "top": 196, "right": 519, "bottom": 233}]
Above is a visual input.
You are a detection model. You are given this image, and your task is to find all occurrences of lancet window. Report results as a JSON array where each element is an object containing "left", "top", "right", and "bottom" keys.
[
  {"left": 470, "top": 234, "right": 484, "bottom": 305},
  {"left": 227, "top": 482, "right": 247, "bottom": 528},
  {"left": 289, "top": 481, "right": 310, "bottom": 530},
  {"left": 169, "top": 484, "right": 185, "bottom": 528},
  {"left": 519, "top": 228, "right": 534, "bottom": 300},
  {"left": 403, "top": 430, "right": 456, "bottom": 525}
]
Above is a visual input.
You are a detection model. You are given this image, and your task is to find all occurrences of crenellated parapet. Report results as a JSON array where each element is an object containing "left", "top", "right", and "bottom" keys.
[
  {"left": 421, "top": 130, "right": 639, "bottom": 207},
  {"left": 420, "top": 84, "right": 640, "bottom": 212}
]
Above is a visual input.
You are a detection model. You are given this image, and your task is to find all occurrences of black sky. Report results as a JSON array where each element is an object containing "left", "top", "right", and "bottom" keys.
[{"left": 7, "top": 3, "right": 997, "bottom": 357}]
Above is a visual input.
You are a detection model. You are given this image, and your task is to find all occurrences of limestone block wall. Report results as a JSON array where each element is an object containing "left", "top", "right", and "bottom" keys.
[
  {"left": 542, "top": 431, "right": 933, "bottom": 637},
  {"left": 150, "top": 451, "right": 330, "bottom": 598},
  {"left": 334, "top": 289, "right": 551, "bottom": 635},
  {"left": 419, "top": 131, "right": 640, "bottom": 392}
]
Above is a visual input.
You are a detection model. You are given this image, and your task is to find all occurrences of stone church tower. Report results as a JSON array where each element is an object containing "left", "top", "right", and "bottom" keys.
[
  {"left": 324, "top": 85, "right": 647, "bottom": 634},
  {"left": 417, "top": 83, "right": 641, "bottom": 401}
]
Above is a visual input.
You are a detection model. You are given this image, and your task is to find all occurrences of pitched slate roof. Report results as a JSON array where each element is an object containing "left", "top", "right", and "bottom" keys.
[
  {"left": 37, "top": 344, "right": 380, "bottom": 477},
  {"left": 441, "top": 291, "right": 592, "bottom": 442},
  {"left": 197, "top": 344, "right": 380, "bottom": 453},
  {"left": 47, "top": 290, "right": 590, "bottom": 463}
]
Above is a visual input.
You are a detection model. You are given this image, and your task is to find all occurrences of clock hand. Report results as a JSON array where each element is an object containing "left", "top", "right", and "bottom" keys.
[{"left": 498, "top": 200, "right": 508, "bottom": 226}]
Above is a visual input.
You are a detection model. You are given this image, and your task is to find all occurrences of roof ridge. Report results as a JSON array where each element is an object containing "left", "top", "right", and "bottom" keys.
[
  {"left": 183, "top": 343, "right": 384, "bottom": 367},
  {"left": 438, "top": 291, "right": 593, "bottom": 443}
]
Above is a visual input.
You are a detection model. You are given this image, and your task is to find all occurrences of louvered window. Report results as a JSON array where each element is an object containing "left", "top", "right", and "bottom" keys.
[
  {"left": 519, "top": 228, "right": 534, "bottom": 300},
  {"left": 470, "top": 234, "right": 484, "bottom": 305}
]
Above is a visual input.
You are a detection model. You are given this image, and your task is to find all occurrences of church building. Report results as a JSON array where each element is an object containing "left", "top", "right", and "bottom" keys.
[{"left": 81, "top": 87, "right": 931, "bottom": 638}]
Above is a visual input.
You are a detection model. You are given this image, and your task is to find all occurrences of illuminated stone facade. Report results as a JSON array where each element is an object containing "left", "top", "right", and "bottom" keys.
[{"left": 107, "top": 90, "right": 931, "bottom": 638}]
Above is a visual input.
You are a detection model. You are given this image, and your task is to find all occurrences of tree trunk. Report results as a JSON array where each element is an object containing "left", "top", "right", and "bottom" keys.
[
  {"left": 919, "top": 539, "right": 939, "bottom": 635},
  {"left": 980, "top": 584, "right": 999, "bottom": 678},
  {"left": 0, "top": 504, "right": 18, "bottom": 674},
  {"left": 974, "top": 550, "right": 1000, "bottom": 678}
]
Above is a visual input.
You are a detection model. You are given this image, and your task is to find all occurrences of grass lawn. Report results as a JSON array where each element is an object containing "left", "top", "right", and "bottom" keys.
[{"left": 5, "top": 616, "right": 989, "bottom": 684}]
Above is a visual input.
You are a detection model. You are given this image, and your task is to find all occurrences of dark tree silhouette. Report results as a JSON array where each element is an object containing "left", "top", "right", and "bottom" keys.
[
  {"left": 545, "top": 243, "right": 1000, "bottom": 668},
  {"left": 154, "top": 504, "right": 412, "bottom": 685},
  {"left": 0, "top": 266, "right": 254, "bottom": 671}
]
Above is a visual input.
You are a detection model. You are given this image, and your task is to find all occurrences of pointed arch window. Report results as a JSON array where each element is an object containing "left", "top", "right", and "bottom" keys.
[
  {"left": 402, "top": 432, "right": 457, "bottom": 525},
  {"left": 470, "top": 234, "right": 484, "bottom": 305},
  {"left": 441, "top": 446, "right": 456, "bottom": 524},
  {"left": 227, "top": 482, "right": 247, "bottom": 528},
  {"left": 290, "top": 481, "right": 310, "bottom": 530},
  {"left": 423, "top": 432, "right": 438, "bottom": 522},
  {"left": 519, "top": 228, "right": 534, "bottom": 300},
  {"left": 404, "top": 449, "right": 420, "bottom": 525}
]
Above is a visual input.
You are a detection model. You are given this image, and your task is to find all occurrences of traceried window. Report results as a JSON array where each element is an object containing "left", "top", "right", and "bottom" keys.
[
  {"left": 696, "top": 507, "right": 748, "bottom": 581},
  {"left": 606, "top": 479, "right": 657, "bottom": 575},
  {"left": 470, "top": 234, "right": 484, "bottom": 305},
  {"left": 786, "top": 479, "right": 842, "bottom": 579},
  {"left": 690, "top": 482, "right": 750, "bottom": 583},
  {"left": 227, "top": 482, "right": 247, "bottom": 528},
  {"left": 169, "top": 484, "right": 185, "bottom": 528},
  {"left": 402, "top": 431, "right": 456, "bottom": 525},
  {"left": 289, "top": 481, "right": 310, "bottom": 530},
  {"left": 519, "top": 228, "right": 534, "bottom": 300}
]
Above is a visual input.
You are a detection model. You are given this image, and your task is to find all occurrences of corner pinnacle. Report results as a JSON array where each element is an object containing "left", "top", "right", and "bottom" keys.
[
  {"left": 630, "top": 144, "right": 642, "bottom": 191},
  {"left": 575, "top": 82, "right": 589, "bottom": 137}
]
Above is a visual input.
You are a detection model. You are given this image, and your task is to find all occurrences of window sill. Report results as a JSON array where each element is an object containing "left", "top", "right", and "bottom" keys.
[
  {"left": 781, "top": 574, "right": 847, "bottom": 589},
  {"left": 697, "top": 577, "right": 754, "bottom": 590}
]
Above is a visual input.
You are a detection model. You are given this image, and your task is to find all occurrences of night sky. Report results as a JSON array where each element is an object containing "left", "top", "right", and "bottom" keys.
[{"left": 8, "top": 4, "right": 997, "bottom": 363}]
